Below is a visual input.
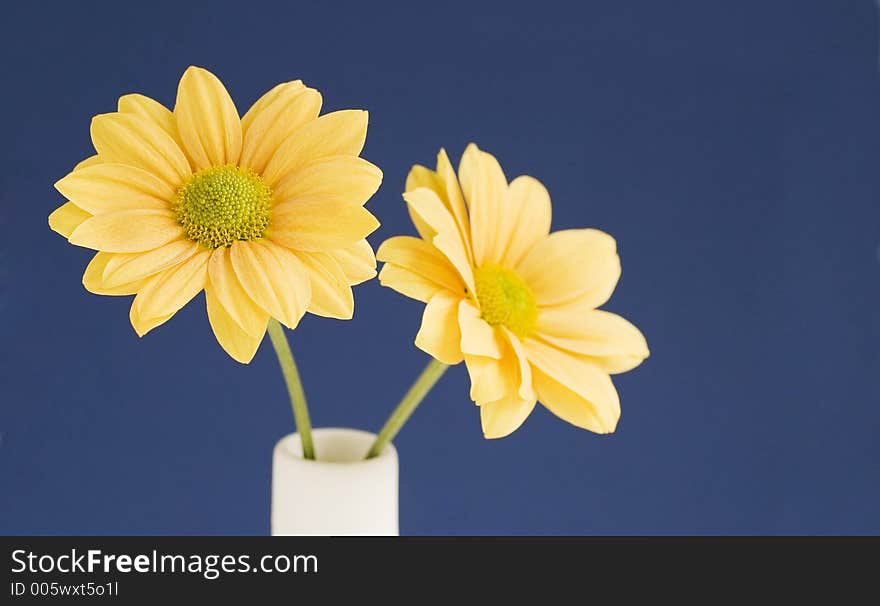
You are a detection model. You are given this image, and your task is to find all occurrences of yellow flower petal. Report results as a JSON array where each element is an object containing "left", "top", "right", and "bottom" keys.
[
  {"left": 174, "top": 66, "right": 242, "bottom": 170},
  {"left": 536, "top": 308, "right": 649, "bottom": 374},
  {"left": 405, "top": 149, "right": 473, "bottom": 263},
  {"left": 271, "top": 155, "right": 382, "bottom": 207},
  {"left": 131, "top": 250, "right": 210, "bottom": 331},
  {"left": 404, "top": 188, "right": 475, "bottom": 294},
  {"left": 464, "top": 351, "right": 518, "bottom": 404},
  {"left": 205, "top": 286, "right": 264, "bottom": 364},
  {"left": 49, "top": 202, "right": 91, "bottom": 238},
  {"left": 585, "top": 354, "right": 647, "bottom": 375},
  {"left": 376, "top": 236, "right": 464, "bottom": 295},
  {"left": 261, "top": 110, "right": 369, "bottom": 187},
  {"left": 117, "top": 94, "right": 178, "bottom": 142},
  {"left": 531, "top": 367, "right": 617, "bottom": 434},
  {"left": 90, "top": 112, "right": 191, "bottom": 188},
  {"left": 524, "top": 338, "right": 620, "bottom": 433},
  {"left": 404, "top": 165, "right": 443, "bottom": 241},
  {"left": 463, "top": 329, "right": 529, "bottom": 405},
  {"left": 459, "top": 143, "right": 507, "bottom": 266},
  {"left": 517, "top": 228, "right": 620, "bottom": 309},
  {"left": 435, "top": 148, "right": 473, "bottom": 263},
  {"left": 329, "top": 240, "right": 376, "bottom": 285},
  {"left": 240, "top": 80, "right": 304, "bottom": 133},
  {"left": 240, "top": 86, "right": 321, "bottom": 174},
  {"left": 480, "top": 394, "right": 537, "bottom": 439},
  {"left": 207, "top": 246, "right": 270, "bottom": 337},
  {"left": 129, "top": 302, "right": 174, "bottom": 337},
  {"left": 68, "top": 209, "right": 184, "bottom": 253},
  {"left": 415, "top": 292, "right": 463, "bottom": 364},
  {"left": 497, "top": 175, "right": 552, "bottom": 268},
  {"left": 83, "top": 252, "right": 147, "bottom": 296},
  {"left": 458, "top": 299, "right": 503, "bottom": 359},
  {"left": 296, "top": 252, "right": 354, "bottom": 319},
  {"left": 54, "top": 163, "right": 175, "bottom": 215},
  {"left": 74, "top": 155, "right": 102, "bottom": 170},
  {"left": 504, "top": 327, "right": 536, "bottom": 401},
  {"left": 405, "top": 164, "right": 444, "bottom": 198},
  {"left": 377, "top": 264, "right": 445, "bottom": 303},
  {"left": 267, "top": 200, "right": 380, "bottom": 252},
  {"left": 229, "top": 240, "right": 310, "bottom": 329},
  {"left": 102, "top": 239, "right": 200, "bottom": 288}
]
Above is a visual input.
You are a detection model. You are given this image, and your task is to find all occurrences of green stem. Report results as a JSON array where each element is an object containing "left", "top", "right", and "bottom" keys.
[
  {"left": 367, "top": 358, "right": 449, "bottom": 459},
  {"left": 267, "top": 319, "right": 315, "bottom": 460}
]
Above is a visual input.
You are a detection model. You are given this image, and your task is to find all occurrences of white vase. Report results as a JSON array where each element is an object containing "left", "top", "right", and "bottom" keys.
[{"left": 271, "top": 427, "right": 399, "bottom": 536}]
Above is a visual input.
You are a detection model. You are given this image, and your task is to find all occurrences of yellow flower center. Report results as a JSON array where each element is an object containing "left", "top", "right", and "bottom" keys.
[
  {"left": 175, "top": 164, "right": 272, "bottom": 248},
  {"left": 472, "top": 264, "right": 537, "bottom": 338}
]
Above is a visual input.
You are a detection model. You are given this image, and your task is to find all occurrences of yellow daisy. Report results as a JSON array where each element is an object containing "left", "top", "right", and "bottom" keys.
[
  {"left": 377, "top": 144, "right": 649, "bottom": 438},
  {"left": 49, "top": 66, "right": 382, "bottom": 364}
]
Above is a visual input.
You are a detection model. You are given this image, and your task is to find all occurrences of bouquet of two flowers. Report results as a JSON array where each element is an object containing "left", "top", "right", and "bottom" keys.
[{"left": 49, "top": 67, "right": 649, "bottom": 535}]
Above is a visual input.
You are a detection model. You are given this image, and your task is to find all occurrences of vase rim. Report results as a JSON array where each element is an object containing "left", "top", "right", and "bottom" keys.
[{"left": 274, "top": 427, "right": 397, "bottom": 466}]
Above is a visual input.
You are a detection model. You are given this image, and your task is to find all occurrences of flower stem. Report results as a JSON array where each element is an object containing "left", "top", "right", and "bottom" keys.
[
  {"left": 267, "top": 319, "right": 315, "bottom": 460},
  {"left": 366, "top": 358, "right": 449, "bottom": 459}
]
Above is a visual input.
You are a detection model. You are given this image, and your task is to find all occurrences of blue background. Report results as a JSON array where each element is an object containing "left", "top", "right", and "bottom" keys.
[{"left": 1, "top": 0, "right": 878, "bottom": 535}]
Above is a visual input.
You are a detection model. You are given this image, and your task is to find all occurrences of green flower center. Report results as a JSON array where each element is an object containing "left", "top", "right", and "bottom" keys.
[
  {"left": 472, "top": 264, "right": 538, "bottom": 338},
  {"left": 174, "top": 164, "right": 272, "bottom": 248}
]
